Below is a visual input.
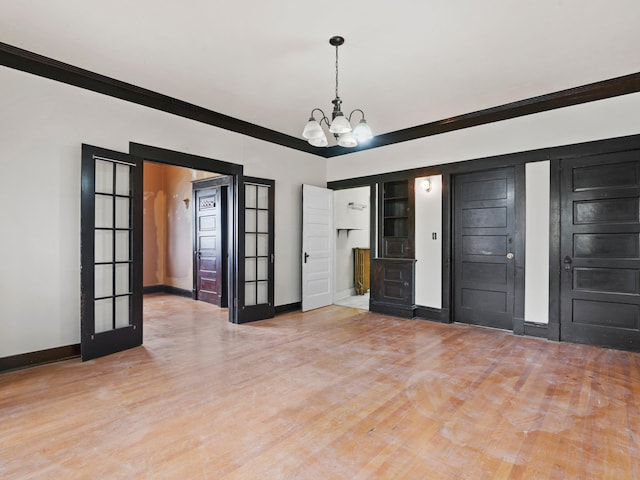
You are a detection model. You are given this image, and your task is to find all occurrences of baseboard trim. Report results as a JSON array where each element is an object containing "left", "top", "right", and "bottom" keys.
[
  {"left": 335, "top": 288, "right": 356, "bottom": 301},
  {"left": 547, "top": 323, "right": 561, "bottom": 341},
  {"left": 275, "top": 302, "right": 302, "bottom": 314},
  {"left": 0, "top": 344, "right": 80, "bottom": 373},
  {"left": 370, "top": 302, "right": 415, "bottom": 319},
  {"left": 414, "top": 306, "right": 451, "bottom": 323},
  {"left": 524, "top": 322, "right": 550, "bottom": 339},
  {"left": 143, "top": 285, "right": 165, "bottom": 294},
  {"left": 143, "top": 285, "right": 193, "bottom": 298},
  {"left": 513, "top": 317, "right": 525, "bottom": 336}
]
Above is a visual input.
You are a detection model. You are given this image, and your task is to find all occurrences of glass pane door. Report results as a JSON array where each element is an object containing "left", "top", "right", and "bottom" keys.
[
  {"left": 236, "top": 177, "right": 275, "bottom": 323},
  {"left": 81, "top": 145, "right": 143, "bottom": 360}
]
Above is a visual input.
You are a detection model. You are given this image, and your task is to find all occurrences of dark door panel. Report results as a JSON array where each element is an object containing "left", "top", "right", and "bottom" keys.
[
  {"left": 454, "top": 167, "right": 516, "bottom": 330},
  {"left": 194, "top": 186, "right": 225, "bottom": 306},
  {"left": 235, "top": 177, "right": 275, "bottom": 323},
  {"left": 560, "top": 150, "right": 640, "bottom": 351},
  {"left": 80, "top": 145, "right": 143, "bottom": 361}
]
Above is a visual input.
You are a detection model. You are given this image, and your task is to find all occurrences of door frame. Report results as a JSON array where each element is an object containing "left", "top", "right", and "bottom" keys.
[
  {"left": 331, "top": 185, "right": 372, "bottom": 305},
  {"left": 450, "top": 165, "right": 526, "bottom": 333},
  {"left": 129, "top": 143, "right": 243, "bottom": 322},
  {"left": 192, "top": 176, "right": 231, "bottom": 307}
]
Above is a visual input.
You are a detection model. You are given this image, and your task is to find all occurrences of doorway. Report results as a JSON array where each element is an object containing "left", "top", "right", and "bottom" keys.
[
  {"left": 453, "top": 167, "right": 519, "bottom": 330},
  {"left": 333, "top": 186, "right": 371, "bottom": 311},
  {"left": 143, "top": 162, "right": 229, "bottom": 306},
  {"left": 80, "top": 143, "right": 277, "bottom": 361}
]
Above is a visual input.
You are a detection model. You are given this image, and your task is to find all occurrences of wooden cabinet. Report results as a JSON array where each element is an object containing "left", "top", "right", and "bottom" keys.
[
  {"left": 370, "top": 258, "right": 416, "bottom": 318},
  {"left": 381, "top": 180, "right": 414, "bottom": 258},
  {"left": 371, "top": 179, "right": 416, "bottom": 318}
]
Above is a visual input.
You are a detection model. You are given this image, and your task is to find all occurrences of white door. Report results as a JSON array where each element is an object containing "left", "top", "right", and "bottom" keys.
[{"left": 302, "top": 184, "right": 334, "bottom": 311}]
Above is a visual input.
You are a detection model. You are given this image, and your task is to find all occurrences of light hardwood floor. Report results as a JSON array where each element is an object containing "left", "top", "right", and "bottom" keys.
[{"left": 1, "top": 294, "right": 639, "bottom": 479}]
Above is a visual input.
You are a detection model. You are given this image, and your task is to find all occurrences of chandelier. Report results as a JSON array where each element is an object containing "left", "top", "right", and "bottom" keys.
[{"left": 302, "top": 36, "right": 373, "bottom": 148}]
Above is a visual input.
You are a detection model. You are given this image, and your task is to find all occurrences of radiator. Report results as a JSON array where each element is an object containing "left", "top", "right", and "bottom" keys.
[{"left": 353, "top": 248, "right": 371, "bottom": 295}]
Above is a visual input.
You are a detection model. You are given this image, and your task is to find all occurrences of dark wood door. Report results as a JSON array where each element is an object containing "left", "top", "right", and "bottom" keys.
[
  {"left": 454, "top": 167, "right": 516, "bottom": 330},
  {"left": 194, "top": 186, "right": 227, "bottom": 307},
  {"left": 235, "top": 176, "right": 275, "bottom": 323},
  {"left": 560, "top": 152, "right": 640, "bottom": 350},
  {"left": 80, "top": 145, "right": 143, "bottom": 361}
]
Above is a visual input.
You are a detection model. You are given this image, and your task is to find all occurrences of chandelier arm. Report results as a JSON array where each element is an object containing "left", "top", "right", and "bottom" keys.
[
  {"left": 310, "top": 108, "right": 331, "bottom": 128},
  {"left": 347, "top": 109, "right": 366, "bottom": 122}
]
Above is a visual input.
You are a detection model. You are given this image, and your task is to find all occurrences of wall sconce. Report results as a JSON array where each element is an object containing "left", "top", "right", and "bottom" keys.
[
  {"left": 423, "top": 178, "right": 432, "bottom": 193},
  {"left": 183, "top": 198, "right": 190, "bottom": 210}
]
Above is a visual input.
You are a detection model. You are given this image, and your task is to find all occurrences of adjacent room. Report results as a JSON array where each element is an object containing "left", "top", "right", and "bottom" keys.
[{"left": 1, "top": 1, "right": 639, "bottom": 478}]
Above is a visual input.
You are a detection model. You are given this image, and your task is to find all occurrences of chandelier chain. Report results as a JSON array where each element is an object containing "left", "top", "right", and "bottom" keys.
[{"left": 335, "top": 44, "right": 339, "bottom": 99}]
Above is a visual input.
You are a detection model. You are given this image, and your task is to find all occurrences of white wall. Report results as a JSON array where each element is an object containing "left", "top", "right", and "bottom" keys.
[
  {"left": 0, "top": 67, "right": 326, "bottom": 358},
  {"left": 333, "top": 187, "right": 370, "bottom": 298},
  {"left": 327, "top": 92, "right": 640, "bottom": 182},
  {"left": 525, "top": 162, "right": 550, "bottom": 324},
  {"left": 414, "top": 176, "right": 442, "bottom": 309}
]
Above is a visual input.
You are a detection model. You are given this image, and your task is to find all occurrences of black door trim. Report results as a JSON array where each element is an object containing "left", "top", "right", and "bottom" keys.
[
  {"left": 129, "top": 142, "right": 242, "bottom": 322},
  {"left": 548, "top": 159, "right": 562, "bottom": 341},
  {"left": 512, "top": 163, "right": 527, "bottom": 334}
]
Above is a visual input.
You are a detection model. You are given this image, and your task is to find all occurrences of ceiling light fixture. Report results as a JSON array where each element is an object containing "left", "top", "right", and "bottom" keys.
[{"left": 302, "top": 36, "right": 373, "bottom": 148}]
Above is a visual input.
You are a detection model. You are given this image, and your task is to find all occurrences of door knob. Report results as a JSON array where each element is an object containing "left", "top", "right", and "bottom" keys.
[
  {"left": 564, "top": 256, "right": 572, "bottom": 271},
  {"left": 506, "top": 252, "right": 514, "bottom": 260},
  {"left": 304, "top": 252, "right": 310, "bottom": 263}
]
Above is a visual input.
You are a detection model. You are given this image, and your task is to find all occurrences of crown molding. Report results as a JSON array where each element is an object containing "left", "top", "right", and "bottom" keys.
[
  {"left": 2, "top": 41, "right": 639, "bottom": 159},
  {"left": 0, "top": 41, "right": 317, "bottom": 155},
  {"left": 323, "top": 72, "right": 640, "bottom": 157}
]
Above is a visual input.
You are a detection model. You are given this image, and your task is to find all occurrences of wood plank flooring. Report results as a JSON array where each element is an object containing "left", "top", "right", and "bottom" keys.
[{"left": 1, "top": 294, "right": 639, "bottom": 479}]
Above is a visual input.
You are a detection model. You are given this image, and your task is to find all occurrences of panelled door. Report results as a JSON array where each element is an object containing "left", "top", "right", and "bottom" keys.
[
  {"left": 194, "top": 184, "right": 227, "bottom": 307},
  {"left": 80, "top": 144, "right": 143, "bottom": 361},
  {"left": 560, "top": 151, "right": 640, "bottom": 350},
  {"left": 302, "top": 184, "right": 334, "bottom": 311},
  {"left": 454, "top": 167, "right": 516, "bottom": 330},
  {"left": 235, "top": 176, "right": 275, "bottom": 323}
]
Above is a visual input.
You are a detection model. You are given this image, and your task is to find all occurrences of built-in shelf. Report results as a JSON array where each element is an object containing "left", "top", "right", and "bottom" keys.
[
  {"left": 337, "top": 228, "right": 363, "bottom": 237},
  {"left": 381, "top": 180, "right": 414, "bottom": 258}
]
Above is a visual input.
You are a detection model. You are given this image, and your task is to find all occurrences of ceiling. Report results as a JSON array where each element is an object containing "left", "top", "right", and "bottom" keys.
[{"left": 2, "top": 1, "right": 639, "bottom": 148}]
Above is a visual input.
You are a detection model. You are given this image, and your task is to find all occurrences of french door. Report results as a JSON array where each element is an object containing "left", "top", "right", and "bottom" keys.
[
  {"left": 235, "top": 176, "right": 275, "bottom": 323},
  {"left": 80, "top": 145, "right": 143, "bottom": 361}
]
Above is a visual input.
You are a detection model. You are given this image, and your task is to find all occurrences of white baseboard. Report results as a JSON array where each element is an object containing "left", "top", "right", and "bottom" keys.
[{"left": 334, "top": 288, "right": 356, "bottom": 301}]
